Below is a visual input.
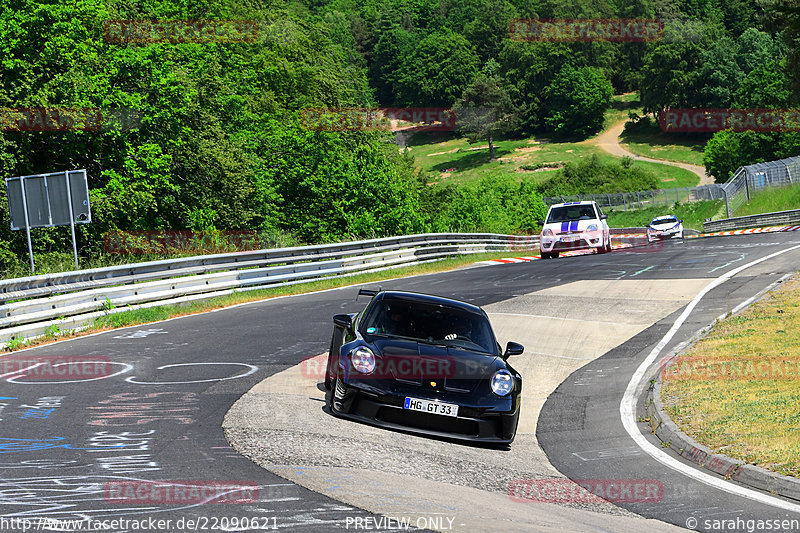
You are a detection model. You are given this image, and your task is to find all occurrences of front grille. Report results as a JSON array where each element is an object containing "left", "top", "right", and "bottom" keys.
[{"left": 376, "top": 407, "right": 479, "bottom": 436}]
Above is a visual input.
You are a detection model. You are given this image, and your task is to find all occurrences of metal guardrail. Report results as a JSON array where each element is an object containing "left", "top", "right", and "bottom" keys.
[
  {"left": 0, "top": 233, "right": 536, "bottom": 302},
  {"left": 702, "top": 209, "right": 800, "bottom": 233},
  {"left": 0, "top": 233, "right": 538, "bottom": 345}
]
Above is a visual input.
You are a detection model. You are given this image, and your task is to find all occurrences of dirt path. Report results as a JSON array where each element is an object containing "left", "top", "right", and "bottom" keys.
[{"left": 589, "top": 119, "right": 714, "bottom": 186}]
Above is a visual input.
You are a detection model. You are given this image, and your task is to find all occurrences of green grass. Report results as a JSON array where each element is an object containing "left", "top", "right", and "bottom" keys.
[
  {"left": 627, "top": 159, "right": 702, "bottom": 188},
  {"left": 662, "top": 273, "right": 800, "bottom": 478},
  {"left": 601, "top": 92, "right": 641, "bottom": 131},
  {"left": 407, "top": 131, "right": 699, "bottom": 189},
  {"left": 606, "top": 200, "right": 724, "bottom": 231},
  {"left": 733, "top": 184, "right": 800, "bottom": 217},
  {"left": 3, "top": 249, "right": 538, "bottom": 351},
  {"left": 619, "top": 117, "right": 708, "bottom": 167}
]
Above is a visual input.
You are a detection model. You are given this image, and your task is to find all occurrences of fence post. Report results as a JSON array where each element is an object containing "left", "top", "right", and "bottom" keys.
[
  {"left": 724, "top": 188, "right": 731, "bottom": 218},
  {"left": 745, "top": 172, "right": 750, "bottom": 202}
]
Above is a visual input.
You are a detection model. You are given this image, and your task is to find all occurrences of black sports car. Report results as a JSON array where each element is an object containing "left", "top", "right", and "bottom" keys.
[{"left": 324, "top": 289, "right": 524, "bottom": 445}]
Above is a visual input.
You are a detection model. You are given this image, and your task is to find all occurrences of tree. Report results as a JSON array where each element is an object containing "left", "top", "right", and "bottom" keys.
[
  {"left": 639, "top": 41, "right": 704, "bottom": 115},
  {"left": 452, "top": 60, "right": 517, "bottom": 160},
  {"left": 542, "top": 65, "right": 613, "bottom": 139},
  {"left": 445, "top": 0, "right": 519, "bottom": 62},
  {"left": 703, "top": 130, "right": 743, "bottom": 181},
  {"left": 703, "top": 130, "right": 786, "bottom": 182},
  {"left": 694, "top": 29, "right": 781, "bottom": 108},
  {"left": 763, "top": 0, "right": 800, "bottom": 102},
  {"left": 369, "top": 25, "right": 416, "bottom": 105},
  {"left": 732, "top": 60, "right": 791, "bottom": 108},
  {"left": 393, "top": 29, "right": 480, "bottom": 107}
]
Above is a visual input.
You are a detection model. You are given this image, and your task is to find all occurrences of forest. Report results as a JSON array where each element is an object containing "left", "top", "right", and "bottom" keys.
[{"left": 0, "top": 0, "right": 798, "bottom": 274}]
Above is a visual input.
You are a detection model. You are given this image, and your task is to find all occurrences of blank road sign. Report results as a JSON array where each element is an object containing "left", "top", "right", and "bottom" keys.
[{"left": 6, "top": 170, "right": 91, "bottom": 230}]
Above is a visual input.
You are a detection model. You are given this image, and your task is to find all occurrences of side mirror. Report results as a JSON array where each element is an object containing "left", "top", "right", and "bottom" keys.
[
  {"left": 679, "top": 219, "right": 684, "bottom": 223},
  {"left": 333, "top": 314, "right": 352, "bottom": 329},
  {"left": 600, "top": 214, "right": 608, "bottom": 220},
  {"left": 538, "top": 220, "right": 545, "bottom": 226},
  {"left": 503, "top": 341, "right": 524, "bottom": 358}
]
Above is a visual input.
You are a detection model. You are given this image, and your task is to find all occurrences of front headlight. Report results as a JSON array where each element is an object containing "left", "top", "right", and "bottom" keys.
[
  {"left": 587, "top": 224, "right": 598, "bottom": 232},
  {"left": 542, "top": 228, "right": 553, "bottom": 237},
  {"left": 350, "top": 347, "right": 376, "bottom": 374},
  {"left": 490, "top": 370, "right": 514, "bottom": 396}
]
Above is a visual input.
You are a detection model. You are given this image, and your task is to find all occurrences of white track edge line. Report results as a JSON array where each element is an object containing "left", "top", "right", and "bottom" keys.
[{"left": 620, "top": 243, "right": 800, "bottom": 513}]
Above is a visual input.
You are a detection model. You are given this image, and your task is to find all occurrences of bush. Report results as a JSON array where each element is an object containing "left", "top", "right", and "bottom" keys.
[
  {"left": 537, "top": 155, "right": 660, "bottom": 197},
  {"left": 0, "top": 239, "right": 21, "bottom": 277},
  {"left": 424, "top": 175, "right": 547, "bottom": 234}
]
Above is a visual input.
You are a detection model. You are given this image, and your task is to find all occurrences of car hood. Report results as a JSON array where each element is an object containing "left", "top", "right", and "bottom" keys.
[{"left": 371, "top": 338, "right": 501, "bottom": 392}]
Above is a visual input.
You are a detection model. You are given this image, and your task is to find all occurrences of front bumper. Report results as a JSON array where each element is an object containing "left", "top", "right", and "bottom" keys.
[
  {"left": 540, "top": 231, "right": 605, "bottom": 252},
  {"left": 330, "top": 379, "right": 520, "bottom": 444},
  {"left": 647, "top": 229, "right": 682, "bottom": 241}
]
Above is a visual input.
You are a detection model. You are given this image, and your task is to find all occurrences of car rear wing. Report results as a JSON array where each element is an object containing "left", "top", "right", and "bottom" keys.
[{"left": 357, "top": 287, "right": 381, "bottom": 298}]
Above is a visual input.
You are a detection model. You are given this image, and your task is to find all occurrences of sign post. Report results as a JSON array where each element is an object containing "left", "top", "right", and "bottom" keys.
[
  {"left": 18, "top": 176, "right": 34, "bottom": 271},
  {"left": 5, "top": 169, "right": 92, "bottom": 272}
]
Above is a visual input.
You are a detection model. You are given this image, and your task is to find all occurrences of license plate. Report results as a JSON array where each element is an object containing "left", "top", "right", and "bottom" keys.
[
  {"left": 404, "top": 397, "right": 459, "bottom": 417},
  {"left": 560, "top": 235, "right": 578, "bottom": 242}
]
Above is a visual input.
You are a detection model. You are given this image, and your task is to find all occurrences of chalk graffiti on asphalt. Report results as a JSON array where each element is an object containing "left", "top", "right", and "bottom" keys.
[
  {"left": 16, "top": 396, "right": 65, "bottom": 420},
  {"left": 0, "top": 437, "right": 125, "bottom": 453},
  {"left": 88, "top": 393, "right": 198, "bottom": 426}
]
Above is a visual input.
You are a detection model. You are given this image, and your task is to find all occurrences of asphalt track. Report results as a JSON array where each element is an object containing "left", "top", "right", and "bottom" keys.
[{"left": 0, "top": 232, "right": 798, "bottom": 532}]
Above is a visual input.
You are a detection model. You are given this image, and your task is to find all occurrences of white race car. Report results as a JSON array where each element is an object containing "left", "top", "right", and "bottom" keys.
[
  {"left": 647, "top": 215, "right": 684, "bottom": 242},
  {"left": 538, "top": 201, "right": 611, "bottom": 259}
]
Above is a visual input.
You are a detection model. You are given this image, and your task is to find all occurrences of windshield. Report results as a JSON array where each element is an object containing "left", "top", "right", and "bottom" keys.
[
  {"left": 546, "top": 205, "right": 597, "bottom": 223},
  {"left": 652, "top": 217, "right": 678, "bottom": 225},
  {"left": 360, "top": 298, "right": 496, "bottom": 354}
]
